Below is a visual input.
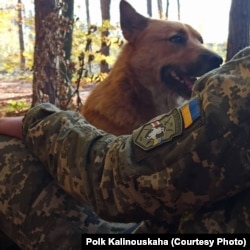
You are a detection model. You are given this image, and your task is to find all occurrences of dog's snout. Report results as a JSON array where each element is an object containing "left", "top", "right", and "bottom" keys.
[
  {"left": 201, "top": 53, "right": 223, "bottom": 68},
  {"left": 209, "top": 53, "right": 223, "bottom": 68},
  {"left": 192, "top": 52, "right": 223, "bottom": 76}
]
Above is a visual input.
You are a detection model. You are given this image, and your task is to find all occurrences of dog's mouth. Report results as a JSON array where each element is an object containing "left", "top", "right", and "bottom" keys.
[
  {"left": 160, "top": 53, "right": 223, "bottom": 99},
  {"left": 161, "top": 66, "right": 197, "bottom": 99},
  {"left": 170, "top": 70, "right": 197, "bottom": 90}
]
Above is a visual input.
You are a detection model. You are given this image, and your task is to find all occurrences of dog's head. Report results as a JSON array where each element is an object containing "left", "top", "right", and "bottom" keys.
[{"left": 120, "top": 0, "right": 223, "bottom": 100}]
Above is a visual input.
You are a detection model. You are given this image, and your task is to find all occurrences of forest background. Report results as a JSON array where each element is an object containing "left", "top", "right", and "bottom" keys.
[{"left": 0, "top": 0, "right": 249, "bottom": 115}]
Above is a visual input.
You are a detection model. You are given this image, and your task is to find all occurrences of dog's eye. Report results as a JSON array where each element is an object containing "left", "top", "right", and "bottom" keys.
[{"left": 169, "top": 35, "right": 185, "bottom": 44}]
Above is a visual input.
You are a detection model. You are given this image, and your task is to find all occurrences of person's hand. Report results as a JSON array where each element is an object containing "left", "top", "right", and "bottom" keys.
[{"left": 0, "top": 116, "right": 24, "bottom": 139}]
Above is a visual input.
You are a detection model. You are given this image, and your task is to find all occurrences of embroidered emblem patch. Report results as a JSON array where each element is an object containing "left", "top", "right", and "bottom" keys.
[
  {"left": 133, "top": 97, "right": 201, "bottom": 151},
  {"left": 133, "top": 108, "right": 182, "bottom": 151}
]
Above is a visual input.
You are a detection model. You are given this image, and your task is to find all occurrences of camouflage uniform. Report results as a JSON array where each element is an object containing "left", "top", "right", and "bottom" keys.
[
  {"left": 1, "top": 46, "right": 250, "bottom": 249},
  {"left": 0, "top": 136, "right": 139, "bottom": 250}
]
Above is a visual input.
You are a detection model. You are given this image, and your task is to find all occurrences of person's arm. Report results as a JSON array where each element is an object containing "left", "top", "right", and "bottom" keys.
[
  {"left": 21, "top": 44, "right": 250, "bottom": 224},
  {"left": 0, "top": 116, "right": 24, "bottom": 139},
  {"left": 22, "top": 72, "right": 250, "bottom": 225}
]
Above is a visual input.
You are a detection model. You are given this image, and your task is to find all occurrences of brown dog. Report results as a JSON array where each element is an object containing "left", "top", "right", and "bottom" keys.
[{"left": 81, "top": 0, "right": 222, "bottom": 135}]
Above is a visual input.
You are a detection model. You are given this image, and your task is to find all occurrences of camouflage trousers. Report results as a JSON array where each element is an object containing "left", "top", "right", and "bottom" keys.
[
  {"left": 179, "top": 190, "right": 250, "bottom": 233},
  {"left": 0, "top": 135, "right": 139, "bottom": 250},
  {"left": 1, "top": 136, "right": 250, "bottom": 250}
]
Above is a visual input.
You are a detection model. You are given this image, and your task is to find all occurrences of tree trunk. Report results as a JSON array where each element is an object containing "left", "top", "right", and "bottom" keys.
[
  {"left": 147, "top": 0, "right": 152, "bottom": 17},
  {"left": 32, "top": 0, "right": 56, "bottom": 106},
  {"left": 177, "top": 0, "right": 180, "bottom": 20},
  {"left": 157, "top": 0, "right": 163, "bottom": 19},
  {"left": 165, "top": 0, "right": 169, "bottom": 20},
  {"left": 100, "top": 0, "right": 111, "bottom": 73},
  {"left": 226, "top": 0, "right": 250, "bottom": 61},
  {"left": 63, "top": 0, "right": 74, "bottom": 61},
  {"left": 85, "top": 0, "right": 90, "bottom": 27},
  {"left": 62, "top": 0, "right": 74, "bottom": 81},
  {"left": 32, "top": 0, "right": 73, "bottom": 109},
  {"left": 17, "top": 0, "right": 25, "bottom": 70}
]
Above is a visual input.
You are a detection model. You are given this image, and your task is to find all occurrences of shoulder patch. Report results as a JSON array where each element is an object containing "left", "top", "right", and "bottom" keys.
[
  {"left": 133, "top": 108, "right": 182, "bottom": 151},
  {"left": 180, "top": 97, "right": 200, "bottom": 128},
  {"left": 133, "top": 97, "right": 201, "bottom": 151}
]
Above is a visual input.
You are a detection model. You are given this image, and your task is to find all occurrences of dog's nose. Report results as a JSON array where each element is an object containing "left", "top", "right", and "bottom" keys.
[
  {"left": 194, "top": 52, "right": 223, "bottom": 76},
  {"left": 199, "top": 52, "right": 223, "bottom": 73},
  {"left": 209, "top": 53, "right": 223, "bottom": 68}
]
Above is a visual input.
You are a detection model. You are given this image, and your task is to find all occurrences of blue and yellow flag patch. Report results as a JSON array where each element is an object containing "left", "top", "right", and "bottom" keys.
[
  {"left": 133, "top": 97, "right": 201, "bottom": 151},
  {"left": 180, "top": 98, "right": 200, "bottom": 128}
]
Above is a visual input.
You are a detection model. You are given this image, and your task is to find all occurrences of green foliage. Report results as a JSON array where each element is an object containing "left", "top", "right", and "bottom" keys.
[
  {"left": 0, "top": 10, "right": 19, "bottom": 72},
  {"left": 0, "top": 4, "right": 227, "bottom": 88},
  {"left": 0, "top": 8, "right": 35, "bottom": 75},
  {"left": 3, "top": 100, "right": 30, "bottom": 114},
  {"left": 71, "top": 20, "right": 123, "bottom": 84},
  {"left": 1, "top": 53, "right": 19, "bottom": 73},
  {"left": 0, "top": 7, "right": 122, "bottom": 84}
]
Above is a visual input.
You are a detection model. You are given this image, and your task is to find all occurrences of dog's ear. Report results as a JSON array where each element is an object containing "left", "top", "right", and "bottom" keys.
[{"left": 119, "top": 0, "right": 148, "bottom": 43}]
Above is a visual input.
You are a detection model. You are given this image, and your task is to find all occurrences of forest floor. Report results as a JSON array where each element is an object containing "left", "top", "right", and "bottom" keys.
[{"left": 0, "top": 79, "right": 94, "bottom": 117}]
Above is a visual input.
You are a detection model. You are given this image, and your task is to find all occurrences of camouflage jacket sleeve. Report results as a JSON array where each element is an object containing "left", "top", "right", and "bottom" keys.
[{"left": 22, "top": 47, "right": 250, "bottom": 224}]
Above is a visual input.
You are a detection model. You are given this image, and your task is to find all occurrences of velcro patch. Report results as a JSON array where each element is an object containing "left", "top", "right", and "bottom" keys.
[
  {"left": 133, "top": 109, "right": 182, "bottom": 151},
  {"left": 180, "top": 98, "right": 200, "bottom": 128},
  {"left": 133, "top": 97, "right": 201, "bottom": 151}
]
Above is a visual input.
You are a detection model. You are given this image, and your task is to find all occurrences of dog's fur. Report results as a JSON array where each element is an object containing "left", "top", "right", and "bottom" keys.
[{"left": 81, "top": 0, "right": 222, "bottom": 135}]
